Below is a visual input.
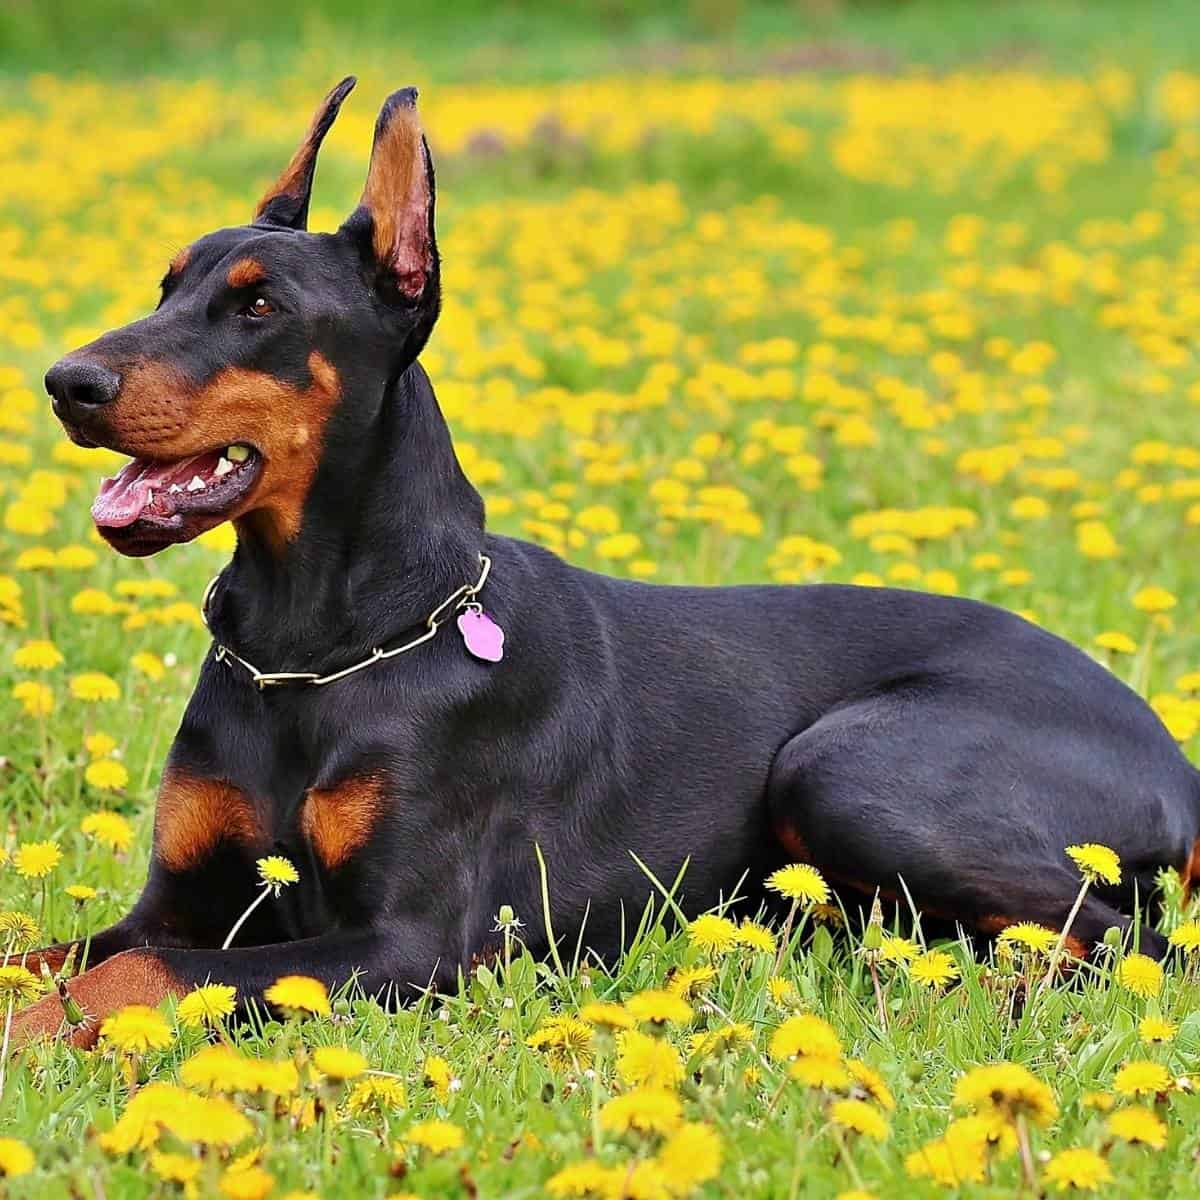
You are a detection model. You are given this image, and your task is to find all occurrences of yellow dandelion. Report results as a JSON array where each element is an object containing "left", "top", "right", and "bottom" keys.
[
  {"left": 657, "top": 1122, "right": 722, "bottom": 1192},
  {"left": 846, "top": 1059, "right": 896, "bottom": 1111},
  {"left": 616, "top": 1029, "right": 685, "bottom": 1088},
  {"left": 11, "top": 639, "right": 63, "bottom": 670},
  {"left": 996, "top": 922, "right": 1058, "bottom": 956},
  {"left": 830, "top": 1098, "right": 889, "bottom": 1141},
  {"left": 1094, "top": 631, "right": 1137, "bottom": 654},
  {"left": 1132, "top": 586, "right": 1177, "bottom": 614},
  {"left": 346, "top": 1074, "right": 407, "bottom": 1114},
  {"left": 256, "top": 856, "right": 299, "bottom": 894},
  {"left": 599, "top": 1087, "right": 683, "bottom": 1135},
  {"left": 0, "top": 911, "right": 40, "bottom": 950},
  {"left": 100, "top": 1004, "right": 175, "bottom": 1054},
  {"left": 0, "top": 1138, "right": 35, "bottom": 1177},
  {"left": 625, "top": 988, "right": 693, "bottom": 1025},
  {"left": 1066, "top": 843, "right": 1122, "bottom": 885},
  {"left": 84, "top": 758, "right": 129, "bottom": 791},
  {"left": 219, "top": 1165, "right": 274, "bottom": 1200},
  {"left": 1106, "top": 1105, "right": 1167, "bottom": 1149},
  {"left": 423, "top": 1055, "right": 453, "bottom": 1101},
  {"left": 736, "top": 919, "right": 777, "bottom": 953},
  {"left": 130, "top": 651, "right": 166, "bottom": 680},
  {"left": 578, "top": 1001, "right": 634, "bottom": 1030},
  {"left": 176, "top": 983, "right": 237, "bottom": 1029},
  {"left": 85, "top": 731, "right": 118, "bottom": 758},
  {"left": 1117, "top": 953, "right": 1163, "bottom": 999},
  {"left": 81, "top": 810, "right": 134, "bottom": 851},
  {"left": 953, "top": 1063, "right": 1058, "bottom": 1126},
  {"left": 1113, "top": 1059, "right": 1172, "bottom": 1097},
  {"left": 667, "top": 964, "right": 717, "bottom": 1000},
  {"left": 13, "top": 840, "right": 61, "bottom": 878},
  {"left": 1081, "top": 1091, "right": 1115, "bottom": 1111},
  {"left": 150, "top": 1151, "right": 201, "bottom": 1186},
  {"left": 0, "top": 964, "right": 41, "bottom": 1004},
  {"left": 70, "top": 672, "right": 121, "bottom": 702},
  {"left": 263, "top": 975, "right": 330, "bottom": 1017},
  {"left": 402, "top": 1119, "right": 465, "bottom": 1155},
  {"left": 526, "top": 1015, "right": 594, "bottom": 1070},
  {"left": 12, "top": 681, "right": 53, "bottom": 716},
  {"left": 765, "top": 863, "right": 830, "bottom": 906},
  {"left": 65, "top": 884, "right": 97, "bottom": 902},
  {"left": 545, "top": 1161, "right": 621, "bottom": 1198},
  {"left": 1168, "top": 921, "right": 1200, "bottom": 953},
  {"left": 790, "top": 1054, "right": 851, "bottom": 1089},
  {"left": 910, "top": 949, "right": 960, "bottom": 991},
  {"left": 770, "top": 1013, "right": 842, "bottom": 1062},
  {"left": 1043, "top": 1147, "right": 1113, "bottom": 1192},
  {"left": 767, "top": 975, "right": 797, "bottom": 1005},
  {"left": 686, "top": 913, "right": 739, "bottom": 955},
  {"left": 313, "top": 1046, "right": 368, "bottom": 1081},
  {"left": 878, "top": 935, "right": 920, "bottom": 965}
]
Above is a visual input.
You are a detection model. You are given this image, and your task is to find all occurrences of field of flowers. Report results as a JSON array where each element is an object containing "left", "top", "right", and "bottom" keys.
[{"left": 5, "top": 20, "right": 1200, "bottom": 1198}]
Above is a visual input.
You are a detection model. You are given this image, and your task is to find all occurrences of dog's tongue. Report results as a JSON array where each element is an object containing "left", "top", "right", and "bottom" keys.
[{"left": 92, "top": 452, "right": 216, "bottom": 528}]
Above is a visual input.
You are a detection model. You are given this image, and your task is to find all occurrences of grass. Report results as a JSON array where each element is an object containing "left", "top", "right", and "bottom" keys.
[{"left": 3, "top": 2, "right": 1200, "bottom": 1196}]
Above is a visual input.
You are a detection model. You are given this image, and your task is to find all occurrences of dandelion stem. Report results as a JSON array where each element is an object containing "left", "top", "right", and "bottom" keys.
[
  {"left": 1014, "top": 1112, "right": 1038, "bottom": 1192},
  {"left": 1036, "top": 878, "right": 1090, "bottom": 998},
  {"left": 773, "top": 900, "right": 799, "bottom": 973},
  {"left": 830, "top": 1125, "right": 865, "bottom": 1191},
  {"left": 222, "top": 884, "right": 271, "bottom": 950},
  {"left": 868, "top": 959, "right": 888, "bottom": 1031},
  {"left": 0, "top": 997, "right": 14, "bottom": 1095}
]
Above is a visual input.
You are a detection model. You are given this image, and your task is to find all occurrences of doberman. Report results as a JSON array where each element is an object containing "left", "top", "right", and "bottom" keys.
[{"left": 14, "top": 79, "right": 1200, "bottom": 1045}]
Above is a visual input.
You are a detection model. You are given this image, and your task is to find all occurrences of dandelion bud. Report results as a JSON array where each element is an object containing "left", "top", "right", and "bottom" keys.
[{"left": 498, "top": 905, "right": 515, "bottom": 926}]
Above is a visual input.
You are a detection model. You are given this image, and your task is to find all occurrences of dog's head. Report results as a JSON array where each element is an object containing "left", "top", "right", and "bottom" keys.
[{"left": 45, "top": 79, "right": 440, "bottom": 557}]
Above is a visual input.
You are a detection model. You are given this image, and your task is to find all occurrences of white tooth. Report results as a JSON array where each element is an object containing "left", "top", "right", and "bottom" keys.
[
  {"left": 187, "top": 475, "right": 205, "bottom": 492},
  {"left": 169, "top": 484, "right": 182, "bottom": 494},
  {"left": 146, "top": 489, "right": 154, "bottom": 505},
  {"left": 214, "top": 457, "right": 233, "bottom": 477},
  {"left": 227, "top": 445, "right": 250, "bottom": 463}
]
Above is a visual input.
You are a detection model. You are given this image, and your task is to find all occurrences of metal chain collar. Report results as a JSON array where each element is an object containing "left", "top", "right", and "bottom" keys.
[{"left": 200, "top": 553, "right": 492, "bottom": 690}]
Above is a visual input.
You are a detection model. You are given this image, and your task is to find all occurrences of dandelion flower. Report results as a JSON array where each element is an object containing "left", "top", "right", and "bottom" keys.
[
  {"left": 736, "top": 920, "right": 776, "bottom": 953},
  {"left": 545, "top": 1161, "right": 621, "bottom": 1198},
  {"left": 346, "top": 1075, "right": 407, "bottom": 1114},
  {"left": 686, "top": 913, "right": 739, "bottom": 955},
  {"left": 996, "top": 923, "right": 1058, "bottom": 956},
  {"left": 1066, "top": 843, "right": 1121, "bottom": 885},
  {"left": 526, "top": 1016, "right": 594, "bottom": 1070},
  {"left": 13, "top": 840, "right": 62, "bottom": 878},
  {"left": 65, "top": 884, "right": 97, "bottom": 902},
  {"left": 402, "top": 1120, "right": 465, "bottom": 1155},
  {"left": 667, "top": 964, "right": 716, "bottom": 1000},
  {"left": 0, "top": 964, "right": 41, "bottom": 1004},
  {"left": 657, "top": 1122, "right": 722, "bottom": 1191},
  {"left": 1132, "top": 586, "right": 1177, "bottom": 614},
  {"left": 100, "top": 1004, "right": 174, "bottom": 1054},
  {"left": 313, "top": 1046, "right": 368, "bottom": 1081},
  {"left": 1168, "top": 921, "right": 1200, "bottom": 953},
  {"left": 81, "top": 811, "right": 134, "bottom": 852},
  {"left": 953, "top": 1063, "right": 1058, "bottom": 1126},
  {"left": 1137, "top": 1016, "right": 1176, "bottom": 1044},
  {"left": 578, "top": 1001, "right": 634, "bottom": 1031},
  {"left": 176, "top": 983, "right": 237, "bottom": 1029},
  {"left": 219, "top": 1165, "right": 274, "bottom": 1200},
  {"left": 1094, "top": 631, "right": 1137, "bottom": 654},
  {"left": 789, "top": 1055, "right": 850, "bottom": 1089},
  {"left": 12, "top": 681, "right": 53, "bottom": 716},
  {"left": 905, "top": 1137, "right": 986, "bottom": 1187},
  {"left": 1043, "top": 1147, "right": 1113, "bottom": 1192},
  {"left": 770, "top": 1014, "right": 842, "bottom": 1062},
  {"left": 256, "top": 856, "right": 298, "bottom": 893},
  {"left": 1113, "top": 1059, "right": 1172, "bottom": 1097},
  {"left": 150, "top": 1152, "right": 201, "bottom": 1186},
  {"left": 84, "top": 759, "right": 129, "bottom": 791},
  {"left": 0, "top": 911, "right": 40, "bottom": 950},
  {"left": 616, "top": 1029, "right": 684, "bottom": 1088},
  {"left": 264, "top": 975, "right": 330, "bottom": 1017},
  {"left": 878, "top": 935, "right": 920, "bottom": 965},
  {"left": 0, "top": 1138, "right": 35, "bottom": 1177},
  {"left": 1117, "top": 953, "right": 1163, "bottom": 998},
  {"left": 599, "top": 1087, "right": 683, "bottom": 1135},
  {"left": 12, "top": 639, "right": 63, "bottom": 670},
  {"left": 85, "top": 731, "right": 118, "bottom": 758},
  {"left": 910, "top": 949, "right": 960, "bottom": 991},
  {"left": 70, "top": 672, "right": 121, "bottom": 702},
  {"left": 765, "top": 863, "right": 830, "bottom": 906},
  {"left": 830, "top": 1098, "right": 889, "bottom": 1141},
  {"left": 131, "top": 651, "right": 166, "bottom": 680},
  {"left": 423, "top": 1055, "right": 453, "bottom": 1101},
  {"left": 1106, "top": 1105, "right": 1167, "bottom": 1148},
  {"left": 625, "top": 988, "right": 692, "bottom": 1025},
  {"left": 846, "top": 1059, "right": 896, "bottom": 1111}
]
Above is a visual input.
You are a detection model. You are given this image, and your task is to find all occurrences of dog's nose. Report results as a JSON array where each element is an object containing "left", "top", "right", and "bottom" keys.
[{"left": 45, "top": 358, "right": 121, "bottom": 422}]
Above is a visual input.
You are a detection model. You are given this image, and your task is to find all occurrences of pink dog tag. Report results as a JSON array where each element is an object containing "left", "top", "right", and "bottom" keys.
[{"left": 457, "top": 609, "right": 505, "bottom": 662}]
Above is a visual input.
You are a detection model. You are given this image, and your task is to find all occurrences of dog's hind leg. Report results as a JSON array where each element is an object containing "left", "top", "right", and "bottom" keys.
[{"left": 766, "top": 691, "right": 1170, "bottom": 957}]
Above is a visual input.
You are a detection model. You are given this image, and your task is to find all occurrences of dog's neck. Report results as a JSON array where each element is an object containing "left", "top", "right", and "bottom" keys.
[{"left": 206, "top": 361, "right": 486, "bottom": 673}]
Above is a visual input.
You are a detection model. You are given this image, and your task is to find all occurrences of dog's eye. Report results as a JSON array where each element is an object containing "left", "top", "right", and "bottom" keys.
[{"left": 243, "top": 297, "right": 274, "bottom": 319}]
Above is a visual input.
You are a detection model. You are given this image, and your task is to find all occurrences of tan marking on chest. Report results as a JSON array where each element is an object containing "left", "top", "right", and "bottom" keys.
[
  {"left": 302, "top": 774, "right": 387, "bottom": 869},
  {"left": 154, "top": 767, "right": 265, "bottom": 872}
]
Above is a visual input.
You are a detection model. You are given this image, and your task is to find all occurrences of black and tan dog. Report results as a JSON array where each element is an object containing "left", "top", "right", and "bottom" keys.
[{"left": 14, "top": 79, "right": 1200, "bottom": 1044}]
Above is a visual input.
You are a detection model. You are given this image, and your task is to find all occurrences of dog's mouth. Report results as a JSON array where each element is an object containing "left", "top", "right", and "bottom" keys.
[{"left": 91, "top": 444, "right": 264, "bottom": 556}]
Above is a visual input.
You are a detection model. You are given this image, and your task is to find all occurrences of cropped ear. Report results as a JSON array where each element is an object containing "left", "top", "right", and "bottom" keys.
[
  {"left": 343, "top": 87, "right": 438, "bottom": 301},
  {"left": 254, "top": 76, "right": 357, "bottom": 230}
]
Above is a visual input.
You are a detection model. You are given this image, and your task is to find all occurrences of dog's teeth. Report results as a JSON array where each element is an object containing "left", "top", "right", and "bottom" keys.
[
  {"left": 146, "top": 489, "right": 154, "bottom": 505},
  {"left": 187, "top": 475, "right": 206, "bottom": 492},
  {"left": 169, "top": 483, "right": 182, "bottom": 494},
  {"left": 214, "top": 456, "right": 233, "bottom": 477},
  {"left": 227, "top": 445, "right": 250, "bottom": 463}
]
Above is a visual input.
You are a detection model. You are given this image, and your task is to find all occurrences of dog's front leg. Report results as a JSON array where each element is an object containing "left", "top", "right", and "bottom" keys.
[
  {"left": 1, "top": 914, "right": 154, "bottom": 981},
  {"left": 10, "top": 929, "right": 414, "bottom": 1050}
]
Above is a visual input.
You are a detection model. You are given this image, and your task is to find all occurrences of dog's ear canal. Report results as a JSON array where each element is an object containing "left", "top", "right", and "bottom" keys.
[
  {"left": 253, "top": 75, "right": 357, "bottom": 231},
  {"left": 342, "top": 87, "right": 438, "bottom": 303}
]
